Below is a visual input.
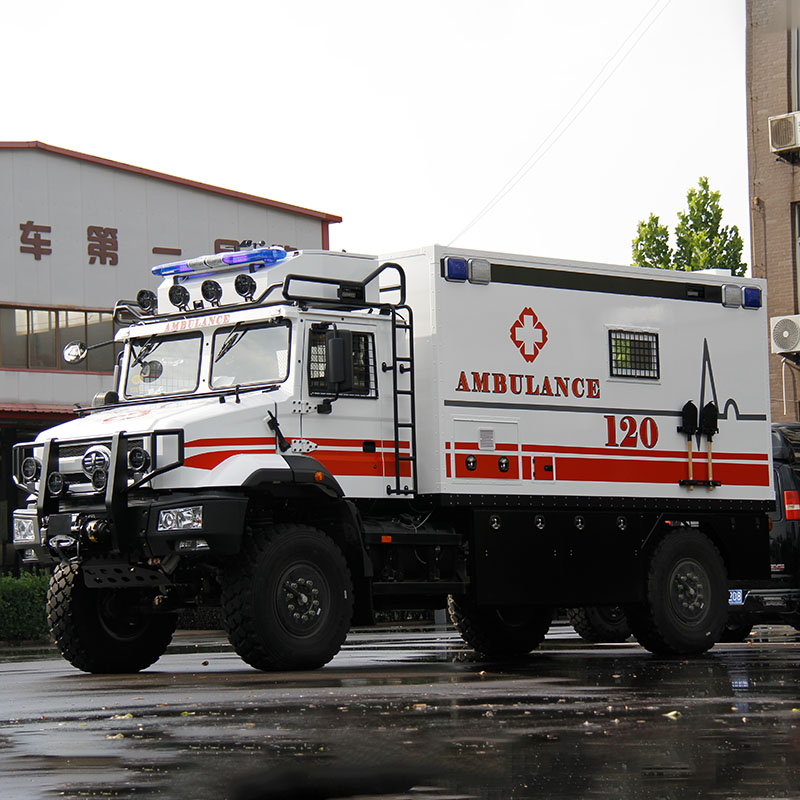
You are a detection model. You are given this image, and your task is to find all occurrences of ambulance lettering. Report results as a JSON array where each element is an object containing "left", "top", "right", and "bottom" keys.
[{"left": 455, "top": 371, "right": 600, "bottom": 399}]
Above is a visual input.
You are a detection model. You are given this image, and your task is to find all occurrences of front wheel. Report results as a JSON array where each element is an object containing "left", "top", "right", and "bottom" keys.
[
  {"left": 48, "top": 563, "right": 177, "bottom": 673},
  {"left": 448, "top": 596, "right": 552, "bottom": 657},
  {"left": 221, "top": 524, "right": 354, "bottom": 671},
  {"left": 624, "top": 530, "right": 727, "bottom": 656}
]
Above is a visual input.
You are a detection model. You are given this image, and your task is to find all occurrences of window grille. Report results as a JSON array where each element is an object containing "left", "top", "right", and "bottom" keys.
[
  {"left": 308, "top": 328, "right": 377, "bottom": 397},
  {"left": 609, "top": 329, "right": 659, "bottom": 379}
]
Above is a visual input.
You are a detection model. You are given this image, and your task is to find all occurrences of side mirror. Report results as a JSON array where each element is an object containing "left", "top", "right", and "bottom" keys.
[
  {"left": 325, "top": 330, "right": 354, "bottom": 394},
  {"left": 63, "top": 341, "right": 88, "bottom": 364}
]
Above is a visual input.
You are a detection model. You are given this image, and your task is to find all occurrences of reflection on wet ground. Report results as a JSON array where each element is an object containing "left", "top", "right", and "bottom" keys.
[{"left": 0, "top": 624, "right": 799, "bottom": 799}]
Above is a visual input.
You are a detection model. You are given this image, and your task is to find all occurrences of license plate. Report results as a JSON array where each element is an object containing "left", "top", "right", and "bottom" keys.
[{"left": 728, "top": 589, "right": 744, "bottom": 605}]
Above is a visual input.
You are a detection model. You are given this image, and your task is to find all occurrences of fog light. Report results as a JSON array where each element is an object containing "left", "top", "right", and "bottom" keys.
[
  {"left": 127, "top": 446, "right": 150, "bottom": 472},
  {"left": 47, "top": 471, "right": 66, "bottom": 496},
  {"left": 175, "top": 538, "right": 210, "bottom": 552},
  {"left": 21, "top": 457, "right": 41, "bottom": 481},
  {"left": 158, "top": 506, "right": 203, "bottom": 531},
  {"left": 91, "top": 470, "right": 107, "bottom": 491},
  {"left": 13, "top": 516, "right": 37, "bottom": 543}
]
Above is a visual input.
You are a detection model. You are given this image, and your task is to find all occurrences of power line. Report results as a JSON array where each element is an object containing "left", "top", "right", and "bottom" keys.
[{"left": 448, "top": 0, "right": 672, "bottom": 246}]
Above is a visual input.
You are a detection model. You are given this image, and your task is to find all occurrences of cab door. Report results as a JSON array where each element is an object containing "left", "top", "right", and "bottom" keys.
[{"left": 296, "top": 318, "right": 394, "bottom": 498}]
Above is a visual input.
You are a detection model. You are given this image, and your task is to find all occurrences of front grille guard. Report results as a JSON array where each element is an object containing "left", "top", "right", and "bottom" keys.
[{"left": 13, "top": 429, "right": 185, "bottom": 516}]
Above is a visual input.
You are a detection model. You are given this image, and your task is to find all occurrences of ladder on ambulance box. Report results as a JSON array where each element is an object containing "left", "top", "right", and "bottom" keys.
[{"left": 382, "top": 305, "right": 417, "bottom": 496}]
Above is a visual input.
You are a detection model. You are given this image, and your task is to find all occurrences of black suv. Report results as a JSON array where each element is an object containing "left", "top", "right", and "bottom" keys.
[{"left": 724, "top": 423, "right": 800, "bottom": 637}]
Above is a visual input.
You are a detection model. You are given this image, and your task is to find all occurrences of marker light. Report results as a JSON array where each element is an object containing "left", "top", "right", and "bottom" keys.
[
  {"left": 201, "top": 280, "right": 223, "bottom": 306},
  {"left": 168, "top": 284, "right": 190, "bottom": 310},
  {"left": 743, "top": 287, "right": 762, "bottom": 309},
  {"left": 137, "top": 289, "right": 157, "bottom": 313},
  {"left": 152, "top": 247, "right": 289, "bottom": 277},
  {"left": 443, "top": 256, "right": 468, "bottom": 282},
  {"left": 234, "top": 273, "right": 257, "bottom": 301}
]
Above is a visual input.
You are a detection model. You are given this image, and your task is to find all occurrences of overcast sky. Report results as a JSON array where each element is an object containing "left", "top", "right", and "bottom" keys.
[{"left": 3, "top": 0, "right": 748, "bottom": 267}]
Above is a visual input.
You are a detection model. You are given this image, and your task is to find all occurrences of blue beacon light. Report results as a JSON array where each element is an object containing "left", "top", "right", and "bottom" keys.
[
  {"left": 152, "top": 247, "right": 289, "bottom": 277},
  {"left": 742, "top": 286, "right": 762, "bottom": 310}
]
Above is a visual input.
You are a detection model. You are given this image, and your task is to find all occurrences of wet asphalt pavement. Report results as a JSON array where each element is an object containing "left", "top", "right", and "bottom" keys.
[{"left": 1, "top": 624, "right": 799, "bottom": 800}]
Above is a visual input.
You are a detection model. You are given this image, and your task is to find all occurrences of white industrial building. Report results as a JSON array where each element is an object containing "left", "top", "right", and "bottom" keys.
[{"left": 0, "top": 141, "right": 341, "bottom": 563}]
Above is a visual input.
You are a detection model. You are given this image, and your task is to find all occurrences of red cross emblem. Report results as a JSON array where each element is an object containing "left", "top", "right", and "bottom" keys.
[{"left": 510, "top": 307, "right": 548, "bottom": 363}]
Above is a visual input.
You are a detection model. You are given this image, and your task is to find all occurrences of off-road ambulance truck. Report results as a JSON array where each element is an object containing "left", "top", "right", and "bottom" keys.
[{"left": 11, "top": 244, "right": 773, "bottom": 672}]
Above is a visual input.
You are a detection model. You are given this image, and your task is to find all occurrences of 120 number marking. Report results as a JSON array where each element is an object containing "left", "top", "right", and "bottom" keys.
[{"left": 604, "top": 415, "right": 659, "bottom": 449}]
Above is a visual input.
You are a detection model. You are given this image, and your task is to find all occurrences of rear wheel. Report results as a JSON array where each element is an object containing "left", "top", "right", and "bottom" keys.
[
  {"left": 624, "top": 530, "right": 727, "bottom": 655},
  {"left": 221, "top": 524, "right": 353, "bottom": 671},
  {"left": 566, "top": 605, "right": 632, "bottom": 643},
  {"left": 48, "top": 563, "right": 177, "bottom": 673},
  {"left": 448, "top": 596, "right": 553, "bottom": 657}
]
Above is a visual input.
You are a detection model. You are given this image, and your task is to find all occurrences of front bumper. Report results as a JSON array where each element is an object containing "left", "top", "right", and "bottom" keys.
[{"left": 13, "top": 491, "right": 249, "bottom": 565}]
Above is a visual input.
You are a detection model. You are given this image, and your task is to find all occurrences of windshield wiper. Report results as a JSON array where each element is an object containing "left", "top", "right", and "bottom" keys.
[
  {"left": 214, "top": 323, "right": 246, "bottom": 363},
  {"left": 131, "top": 336, "right": 162, "bottom": 367}
]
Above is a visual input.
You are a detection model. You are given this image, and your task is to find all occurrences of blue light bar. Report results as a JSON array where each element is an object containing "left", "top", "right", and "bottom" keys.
[
  {"left": 742, "top": 287, "right": 762, "bottom": 309},
  {"left": 152, "top": 247, "right": 289, "bottom": 277}
]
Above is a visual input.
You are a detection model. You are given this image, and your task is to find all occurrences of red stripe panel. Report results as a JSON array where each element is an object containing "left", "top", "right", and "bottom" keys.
[
  {"left": 555, "top": 456, "right": 770, "bottom": 486},
  {"left": 185, "top": 448, "right": 276, "bottom": 470},
  {"left": 521, "top": 443, "right": 769, "bottom": 461}
]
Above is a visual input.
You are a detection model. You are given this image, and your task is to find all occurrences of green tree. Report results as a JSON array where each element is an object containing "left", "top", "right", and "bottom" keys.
[{"left": 632, "top": 177, "right": 746, "bottom": 276}]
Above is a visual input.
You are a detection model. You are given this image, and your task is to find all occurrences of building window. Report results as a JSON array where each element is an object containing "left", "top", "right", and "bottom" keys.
[
  {"left": 0, "top": 305, "right": 118, "bottom": 373},
  {"left": 307, "top": 328, "right": 377, "bottom": 397},
  {"left": 609, "top": 329, "right": 660, "bottom": 379}
]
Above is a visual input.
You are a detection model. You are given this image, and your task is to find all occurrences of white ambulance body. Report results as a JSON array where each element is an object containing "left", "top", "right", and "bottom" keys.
[{"left": 11, "top": 243, "right": 773, "bottom": 673}]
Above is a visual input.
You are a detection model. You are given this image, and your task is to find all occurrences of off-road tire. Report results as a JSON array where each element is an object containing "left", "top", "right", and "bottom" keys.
[
  {"left": 448, "top": 596, "right": 553, "bottom": 658},
  {"left": 566, "top": 605, "right": 632, "bottom": 643},
  {"left": 221, "top": 524, "right": 353, "bottom": 671},
  {"left": 48, "top": 563, "right": 177, "bottom": 673},
  {"left": 624, "top": 530, "right": 727, "bottom": 655}
]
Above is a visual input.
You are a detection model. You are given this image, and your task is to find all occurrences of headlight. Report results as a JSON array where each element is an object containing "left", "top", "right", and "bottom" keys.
[
  {"left": 13, "top": 516, "right": 37, "bottom": 544},
  {"left": 158, "top": 506, "right": 203, "bottom": 532}
]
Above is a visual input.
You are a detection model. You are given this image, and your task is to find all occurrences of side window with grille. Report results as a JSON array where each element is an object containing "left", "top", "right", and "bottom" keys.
[
  {"left": 609, "top": 329, "right": 660, "bottom": 380},
  {"left": 308, "top": 327, "right": 378, "bottom": 397}
]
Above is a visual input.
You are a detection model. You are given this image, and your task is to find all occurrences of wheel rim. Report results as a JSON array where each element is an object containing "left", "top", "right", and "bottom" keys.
[
  {"left": 668, "top": 558, "right": 711, "bottom": 625},
  {"left": 96, "top": 592, "right": 150, "bottom": 642},
  {"left": 275, "top": 561, "right": 329, "bottom": 638},
  {"left": 597, "top": 606, "right": 626, "bottom": 625}
]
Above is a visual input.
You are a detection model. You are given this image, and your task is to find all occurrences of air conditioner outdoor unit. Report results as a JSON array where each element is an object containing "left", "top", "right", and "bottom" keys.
[
  {"left": 771, "top": 314, "right": 800, "bottom": 353},
  {"left": 769, "top": 112, "right": 800, "bottom": 153}
]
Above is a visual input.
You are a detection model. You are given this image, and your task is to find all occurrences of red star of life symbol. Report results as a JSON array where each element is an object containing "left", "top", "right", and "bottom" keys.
[{"left": 510, "top": 307, "right": 548, "bottom": 363}]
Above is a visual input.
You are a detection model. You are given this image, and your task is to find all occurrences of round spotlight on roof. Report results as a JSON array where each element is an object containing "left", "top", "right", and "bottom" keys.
[
  {"left": 201, "top": 280, "right": 223, "bottom": 307},
  {"left": 136, "top": 289, "right": 157, "bottom": 314},
  {"left": 168, "top": 284, "right": 190, "bottom": 310},
  {"left": 234, "top": 273, "right": 257, "bottom": 301}
]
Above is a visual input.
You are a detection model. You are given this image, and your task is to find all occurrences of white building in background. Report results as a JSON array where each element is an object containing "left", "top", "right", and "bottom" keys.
[{"left": 0, "top": 141, "right": 341, "bottom": 563}]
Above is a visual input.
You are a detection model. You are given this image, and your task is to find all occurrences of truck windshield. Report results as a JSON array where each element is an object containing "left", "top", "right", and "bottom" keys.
[
  {"left": 210, "top": 321, "right": 290, "bottom": 388},
  {"left": 124, "top": 333, "right": 203, "bottom": 398}
]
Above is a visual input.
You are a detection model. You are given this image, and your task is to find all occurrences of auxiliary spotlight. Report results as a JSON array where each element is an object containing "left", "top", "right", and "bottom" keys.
[
  {"left": 168, "top": 284, "right": 190, "bottom": 311},
  {"left": 136, "top": 289, "right": 157, "bottom": 314},
  {"left": 234, "top": 273, "right": 257, "bottom": 301},
  {"left": 201, "top": 280, "right": 223, "bottom": 307}
]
